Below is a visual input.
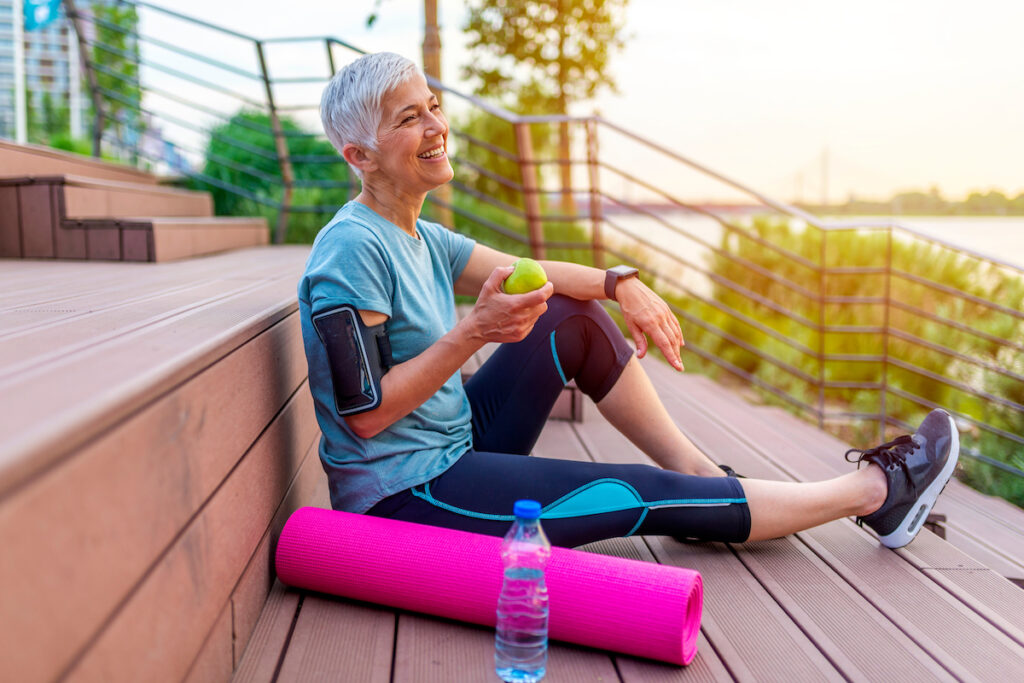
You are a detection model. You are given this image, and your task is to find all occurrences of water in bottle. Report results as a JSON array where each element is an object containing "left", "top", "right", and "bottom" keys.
[{"left": 495, "top": 499, "right": 551, "bottom": 683}]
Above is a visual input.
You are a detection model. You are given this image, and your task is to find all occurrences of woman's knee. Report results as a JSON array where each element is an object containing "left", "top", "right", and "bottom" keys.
[{"left": 545, "top": 294, "right": 612, "bottom": 326}]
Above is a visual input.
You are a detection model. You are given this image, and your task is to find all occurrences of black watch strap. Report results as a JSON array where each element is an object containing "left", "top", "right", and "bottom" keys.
[{"left": 604, "top": 265, "right": 639, "bottom": 301}]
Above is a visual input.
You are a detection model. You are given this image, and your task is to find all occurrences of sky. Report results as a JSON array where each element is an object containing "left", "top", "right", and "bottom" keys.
[{"left": 145, "top": 0, "right": 1024, "bottom": 204}]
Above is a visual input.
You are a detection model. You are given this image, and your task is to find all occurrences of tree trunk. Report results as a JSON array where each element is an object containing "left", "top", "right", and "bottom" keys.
[
  {"left": 557, "top": 0, "right": 574, "bottom": 217},
  {"left": 423, "top": 0, "right": 453, "bottom": 227}
]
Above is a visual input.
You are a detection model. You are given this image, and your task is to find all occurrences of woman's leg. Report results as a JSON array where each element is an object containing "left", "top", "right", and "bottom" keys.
[
  {"left": 596, "top": 355, "right": 723, "bottom": 477},
  {"left": 463, "top": 294, "right": 634, "bottom": 455},
  {"left": 366, "top": 448, "right": 888, "bottom": 547},
  {"left": 465, "top": 294, "right": 723, "bottom": 477},
  {"left": 742, "top": 467, "right": 887, "bottom": 541},
  {"left": 367, "top": 450, "right": 753, "bottom": 547}
]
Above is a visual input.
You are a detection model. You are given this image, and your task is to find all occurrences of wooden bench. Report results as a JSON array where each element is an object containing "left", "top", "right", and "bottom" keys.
[{"left": 0, "top": 247, "right": 318, "bottom": 682}]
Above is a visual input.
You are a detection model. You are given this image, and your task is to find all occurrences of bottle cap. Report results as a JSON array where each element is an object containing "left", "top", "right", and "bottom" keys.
[{"left": 513, "top": 499, "right": 542, "bottom": 520}]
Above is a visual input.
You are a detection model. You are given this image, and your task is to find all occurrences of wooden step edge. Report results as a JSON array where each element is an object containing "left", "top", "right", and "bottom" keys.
[
  {"left": 0, "top": 294, "right": 301, "bottom": 501},
  {"left": 0, "top": 173, "right": 210, "bottom": 199},
  {"left": 0, "top": 139, "right": 158, "bottom": 184},
  {"left": 149, "top": 217, "right": 269, "bottom": 228},
  {"left": 60, "top": 217, "right": 268, "bottom": 229}
]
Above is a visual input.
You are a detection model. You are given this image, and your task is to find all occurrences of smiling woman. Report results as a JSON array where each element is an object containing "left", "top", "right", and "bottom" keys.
[
  {"left": 297, "top": 51, "right": 959, "bottom": 554},
  {"left": 350, "top": 75, "right": 454, "bottom": 224}
]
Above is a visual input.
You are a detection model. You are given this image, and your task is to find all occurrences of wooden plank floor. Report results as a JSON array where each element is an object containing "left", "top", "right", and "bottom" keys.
[{"left": 236, "top": 354, "right": 1024, "bottom": 682}]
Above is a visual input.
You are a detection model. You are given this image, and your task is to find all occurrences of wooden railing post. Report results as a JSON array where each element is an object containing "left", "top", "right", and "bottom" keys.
[
  {"left": 255, "top": 40, "right": 295, "bottom": 244},
  {"left": 422, "top": 2, "right": 453, "bottom": 227},
  {"left": 817, "top": 228, "right": 828, "bottom": 429},
  {"left": 880, "top": 225, "right": 893, "bottom": 442},
  {"left": 585, "top": 119, "right": 603, "bottom": 269},
  {"left": 514, "top": 121, "right": 545, "bottom": 259}
]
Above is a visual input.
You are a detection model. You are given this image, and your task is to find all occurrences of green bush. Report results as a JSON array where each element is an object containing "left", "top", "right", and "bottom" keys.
[
  {"left": 684, "top": 216, "right": 1024, "bottom": 507},
  {"left": 185, "top": 110, "right": 353, "bottom": 243}
]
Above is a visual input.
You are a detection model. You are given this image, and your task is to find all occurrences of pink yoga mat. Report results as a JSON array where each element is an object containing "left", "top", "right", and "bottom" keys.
[{"left": 275, "top": 507, "right": 703, "bottom": 665}]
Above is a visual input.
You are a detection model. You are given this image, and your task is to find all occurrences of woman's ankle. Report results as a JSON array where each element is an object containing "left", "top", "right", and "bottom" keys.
[{"left": 858, "top": 463, "right": 889, "bottom": 516}]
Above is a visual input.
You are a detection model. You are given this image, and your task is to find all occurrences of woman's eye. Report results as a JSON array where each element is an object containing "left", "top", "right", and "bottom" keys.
[{"left": 401, "top": 115, "right": 416, "bottom": 124}]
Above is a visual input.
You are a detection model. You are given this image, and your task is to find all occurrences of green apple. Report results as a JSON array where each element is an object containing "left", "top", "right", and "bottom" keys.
[{"left": 502, "top": 258, "right": 548, "bottom": 294}]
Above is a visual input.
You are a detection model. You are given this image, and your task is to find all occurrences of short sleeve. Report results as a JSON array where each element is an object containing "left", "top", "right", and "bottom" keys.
[
  {"left": 304, "top": 222, "right": 394, "bottom": 318},
  {"left": 419, "top": 219, "right": 475, "bottom": 281}
]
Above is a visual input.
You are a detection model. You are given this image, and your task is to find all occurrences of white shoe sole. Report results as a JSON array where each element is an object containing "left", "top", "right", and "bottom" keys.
[{"left": 877, "top": 412, "right": 960, "bottom": 549}]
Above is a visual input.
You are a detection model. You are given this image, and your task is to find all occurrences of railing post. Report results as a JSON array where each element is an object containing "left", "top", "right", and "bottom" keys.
[
  {"left": 421, "top": 2, "right": 453, "bottom": 228},
  {"left": 880, "top": 225, "right": 893, "bottom": 442},
  {"left": 514, "top": 121, "right": 545, "bottom": 259},
  {"left": 255, "top": 40, "right": 295, "bottom": 244},
  {"left": 817, "top": 228, "right": 827, "bottom": 429},
  {"left": 64, "top": 0, "right": 107, "bottom": 158},
  {"left": 585, "top": 119, "right": 603, "bottom": 269},
  {"left": 324, "top": 37, "right": 336, "bottom": 75},
  {"left": 323, "top": 39, "right": 357, "bottom": 202}
]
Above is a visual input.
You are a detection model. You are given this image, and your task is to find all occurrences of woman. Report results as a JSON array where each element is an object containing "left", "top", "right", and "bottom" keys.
[{"left": 299, "top": 52, "right": 958, "bottom": 550}]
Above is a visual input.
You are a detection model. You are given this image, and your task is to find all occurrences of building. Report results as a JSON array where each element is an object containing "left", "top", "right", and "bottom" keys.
[{"left": 0, "top": 0, "right": 83, "bottom": 141}]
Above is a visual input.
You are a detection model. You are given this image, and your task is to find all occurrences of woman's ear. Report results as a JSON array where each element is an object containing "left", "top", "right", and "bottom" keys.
[{"left": 342, "top": 143, "right": 376, "bottom": 174}]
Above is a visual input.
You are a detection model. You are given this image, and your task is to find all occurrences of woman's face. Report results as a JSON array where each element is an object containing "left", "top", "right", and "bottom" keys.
[{"left": 370, "top": 73, "right": 453, "bottom": 193}]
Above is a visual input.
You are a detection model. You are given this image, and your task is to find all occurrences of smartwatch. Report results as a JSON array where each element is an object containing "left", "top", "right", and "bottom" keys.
[{"left": 604, "top": 265, "right": 639, "bottom": 301}]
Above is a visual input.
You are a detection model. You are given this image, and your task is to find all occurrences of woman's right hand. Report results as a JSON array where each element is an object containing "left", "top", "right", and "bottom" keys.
[{"left": 467, "top": 266, "right": 554, "bottom": 343}]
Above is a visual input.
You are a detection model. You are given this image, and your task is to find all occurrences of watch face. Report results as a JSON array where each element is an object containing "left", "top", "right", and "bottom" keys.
[{"left": 611, "top": 265, "right": 638, "bottom": 277}]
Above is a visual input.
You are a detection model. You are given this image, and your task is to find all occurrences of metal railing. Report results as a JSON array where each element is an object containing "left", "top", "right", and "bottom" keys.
[{"left": 66, "top": 1, "right": 1024, "bottom": 502}]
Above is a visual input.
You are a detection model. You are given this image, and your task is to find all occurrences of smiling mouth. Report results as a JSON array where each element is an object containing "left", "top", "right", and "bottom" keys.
[{"left": 417, "top": 146, "right": 446, "bottom": 160}]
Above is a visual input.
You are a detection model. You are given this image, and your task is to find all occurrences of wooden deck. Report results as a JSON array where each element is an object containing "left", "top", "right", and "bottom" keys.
[
  {"left": 235, "top": 334, "right": 1024, "bottom": 681},
  {"left": 2, "top": 247, "right": 1024, "bottom": 682}
]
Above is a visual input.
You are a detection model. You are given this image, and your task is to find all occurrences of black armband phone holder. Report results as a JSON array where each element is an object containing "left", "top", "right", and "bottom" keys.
[{"left": 312, "top": 304, "right": 393, "bottom": 416}]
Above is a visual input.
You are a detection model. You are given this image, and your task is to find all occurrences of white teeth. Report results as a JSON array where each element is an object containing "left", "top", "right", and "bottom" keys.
[{"left": 418, "top": 147, "right": 445, "bottom": 159}]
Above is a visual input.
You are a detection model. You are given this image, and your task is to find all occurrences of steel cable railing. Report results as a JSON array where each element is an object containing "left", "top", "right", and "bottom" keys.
[{"left": 65, "top": 1, "right": 1024, "bottom": 501}]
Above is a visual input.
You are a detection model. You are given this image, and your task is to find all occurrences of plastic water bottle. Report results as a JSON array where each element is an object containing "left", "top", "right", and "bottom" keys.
[{"left": 495, "top": 499, "right": 551, "bottom": 683}]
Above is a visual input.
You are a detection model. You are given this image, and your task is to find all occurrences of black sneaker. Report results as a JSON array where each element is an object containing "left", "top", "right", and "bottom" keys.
[{"left": 845, "top": 409, "right": 959, "bottom": 549}]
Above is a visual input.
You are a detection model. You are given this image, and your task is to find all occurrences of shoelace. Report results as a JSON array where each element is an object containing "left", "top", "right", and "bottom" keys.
[
  {"left": 844, "top": 434, "right": 915, "bottom": 469},
  {"left": 845, "top": 435, "right": 917, "bottom": 521}
]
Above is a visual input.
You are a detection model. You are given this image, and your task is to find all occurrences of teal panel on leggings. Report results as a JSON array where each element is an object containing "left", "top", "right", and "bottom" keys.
[
  {"left": 549, "top": 331, "right": 568, "bottom": 386},
  {"left": 411, "top": 477, "right": 747, "bottom": 523},
  {"left": 543, "top": 479, "right": 646, "bottom": 518}
]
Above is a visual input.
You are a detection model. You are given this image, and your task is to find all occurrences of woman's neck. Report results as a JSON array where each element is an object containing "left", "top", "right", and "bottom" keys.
[{"left": 355, "top": 181, "right": 425, "bottom": 237}]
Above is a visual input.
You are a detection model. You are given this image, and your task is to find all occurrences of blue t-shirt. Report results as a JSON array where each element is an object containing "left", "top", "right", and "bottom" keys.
[{"left": 298, "top": 202, "right": 476, "bottom": 512}]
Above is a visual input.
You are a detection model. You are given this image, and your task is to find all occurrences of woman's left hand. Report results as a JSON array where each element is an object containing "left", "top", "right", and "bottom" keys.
[{"left": 615, "top": 278, "right": 686, "bottom": 371}]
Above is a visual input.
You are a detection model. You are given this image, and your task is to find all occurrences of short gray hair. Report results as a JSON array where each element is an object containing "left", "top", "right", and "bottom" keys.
[{"left": 320, "top": 52, "right": 420, "bottom": 178}]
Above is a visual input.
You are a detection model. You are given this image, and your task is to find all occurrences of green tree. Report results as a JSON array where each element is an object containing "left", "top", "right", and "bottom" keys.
[
  {"left": 90, "top": 0, "right": 142, "bottom": 158},
  {"left": 962, "top": 190, "right": 1010, "bottom": 215},
  {"left": 1012, "top": 193, "right": 1024, "bottom": 214},
  {"left": 462, "top": 0, "right": 629, "bottom": 212},
  {"left": 188, "top": 110, "right": 353, "bottom": 243}
]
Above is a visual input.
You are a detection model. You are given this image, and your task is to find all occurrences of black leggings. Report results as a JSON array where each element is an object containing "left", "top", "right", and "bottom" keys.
[{"left": 367, "top": 295, "right": 751, "bottom": 548}]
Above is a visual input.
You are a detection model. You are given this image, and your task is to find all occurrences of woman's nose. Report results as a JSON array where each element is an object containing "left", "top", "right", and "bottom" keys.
[{"left": 425, "top": 109, "right": 447, "bottom": 136}]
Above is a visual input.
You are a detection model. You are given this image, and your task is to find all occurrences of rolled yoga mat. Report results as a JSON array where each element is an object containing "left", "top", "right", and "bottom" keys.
[{"left": 275, "top": 506, "right": 704, "bottom": 665}]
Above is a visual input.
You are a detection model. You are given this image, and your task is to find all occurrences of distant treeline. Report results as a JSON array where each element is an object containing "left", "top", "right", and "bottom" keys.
[{"left": 799, "top": 188, "right": 1024, "bottom": 216}]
